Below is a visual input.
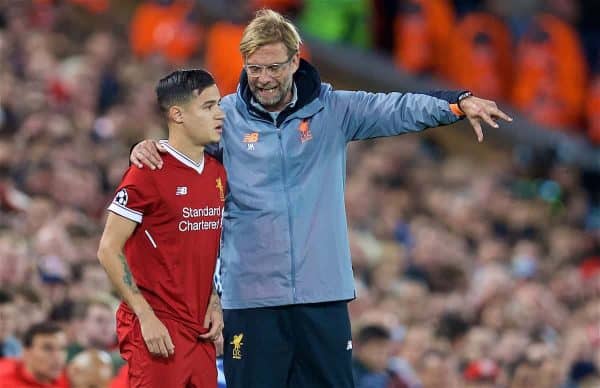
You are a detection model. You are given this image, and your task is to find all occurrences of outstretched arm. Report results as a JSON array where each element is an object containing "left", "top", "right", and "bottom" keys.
[
  {"left": 97, "top": 213, "right": 174, "bottom": 358},
  {"left": 332, "top": 90, "right": 511, "bottom": 143}
]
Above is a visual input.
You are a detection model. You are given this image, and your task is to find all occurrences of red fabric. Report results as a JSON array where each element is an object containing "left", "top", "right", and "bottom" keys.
[
  {"left": 109, "top": 364, "right": 129, "bottom": 388},
  {"left": 579, "top": 256, "right": 600, "bottom": 280},
  {"left": 108, "top": 150, "right": 226, "bottom": 335},
  {"left": 0, "top": 359, "right": 69, "bottom": 388},
  {"left": 463, "top": 359, "right": 499, "bottom": 381},
  {"left": 116, "top": 309, "right": 216, "bottom": 388}
]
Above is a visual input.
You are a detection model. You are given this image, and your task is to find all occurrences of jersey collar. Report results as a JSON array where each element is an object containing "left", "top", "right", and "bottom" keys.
[{"left": 159, "top": 140, "right": 205, "bottom": 174}]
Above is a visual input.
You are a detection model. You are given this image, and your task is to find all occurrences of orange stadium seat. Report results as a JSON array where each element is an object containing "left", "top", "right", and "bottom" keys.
[
  {"left": 393, "top": 0, "right": 454, "bottom": 75},
  {"left": 586, "top": 76, "right": 600, "bottom": 143},
  {"left": 129, "top": 0, "right": 203, "bottom": 64},
  {"left": 205, "top": 22, "right": 246, "bottom": 95},
  {"left": 444, "top": 12, "right": 512, "bottom": 101},
  {"left": 511, "top": 14, "right": 588, "bottom": 129}
]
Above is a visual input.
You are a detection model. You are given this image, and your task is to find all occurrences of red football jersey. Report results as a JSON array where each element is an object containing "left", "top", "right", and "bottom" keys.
[
  {"left": 108, "top": 141, "right": 226, "bottom": 335},
  {"left": 0, "top": 359, "right": 69, "bottom": 388}
]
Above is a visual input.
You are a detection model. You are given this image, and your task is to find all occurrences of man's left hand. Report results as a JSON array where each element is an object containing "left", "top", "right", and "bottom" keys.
[
  {"left": 459, "top": 96, "right": 513, "bottom": 142},
  {"left": 199, "top": 296, "right": 224, "bottom": 342}
]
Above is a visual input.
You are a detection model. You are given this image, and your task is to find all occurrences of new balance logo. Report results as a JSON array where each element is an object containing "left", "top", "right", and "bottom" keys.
[{"left": 176, "top": 186, "right": 188, "bottom": 196}]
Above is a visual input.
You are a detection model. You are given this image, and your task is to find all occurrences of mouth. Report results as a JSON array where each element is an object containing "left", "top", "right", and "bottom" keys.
[
  {"left": 257, "top": 86, "right": 277, "bottom": 96},
  {"left": 214, "top": 124, "right": 223, "bottom": 134}
]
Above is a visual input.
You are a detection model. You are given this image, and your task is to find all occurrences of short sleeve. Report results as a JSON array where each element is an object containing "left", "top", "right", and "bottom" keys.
[{"left": 107, "top": 166, "right": 157, "bottom": 223}]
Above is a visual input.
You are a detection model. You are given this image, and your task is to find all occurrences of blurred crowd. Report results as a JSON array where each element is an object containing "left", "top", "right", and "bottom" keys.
[
  {"left": 0, "top": 1, "right": 598, "bottom": 387},
  {"left": 299, "top": 0, "right": 600, "bottom": 144}
]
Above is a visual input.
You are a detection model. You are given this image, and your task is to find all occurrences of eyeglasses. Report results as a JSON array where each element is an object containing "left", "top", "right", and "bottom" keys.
[{"left": 244, "top": 54, "right": 295, "bottom": 77}]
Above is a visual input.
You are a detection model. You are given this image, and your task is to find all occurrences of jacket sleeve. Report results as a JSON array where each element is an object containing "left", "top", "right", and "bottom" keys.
[{"left": 329, "top": 90, "right": 462, "bottom": 142}]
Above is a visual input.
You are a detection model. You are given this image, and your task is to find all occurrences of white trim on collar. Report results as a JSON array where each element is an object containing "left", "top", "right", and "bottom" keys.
[{"left": 159, "top": 140, "right": 205, "bottom": 174}]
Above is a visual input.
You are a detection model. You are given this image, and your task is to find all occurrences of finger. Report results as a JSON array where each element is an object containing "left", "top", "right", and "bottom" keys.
[
  {"left": 156, "top": 337, "right": 170, "bottom": 358},
  {"left": 130, "top": 153, "right": 143, "bottom": 168},
  {"left": 199, "top": 325, "right": 218, "bottom": 340},
  {"left": 145, "top": 339, "right": 158, "bottom": 356},
  {"left": 203, "top": 312, "right": 212, "bottom": 329},
  {"left": 143, "top": 142, "right": 164, "bottom": 168},
  {"left": 140, "top": 147, "right": 163, "bottom": 169},
  {"left": 490, "top": 107, "right": 513, "bottom": 123},
  {"left": 136, "top": 151, "right": 159, "bottom": 170},
  {"left": 468, "top": 117, "right": 484, "bottom": 143},
  {"left": 165, "top": 334, "right": 175, "bottom": 355},
  {"left": 479, "top": 111, "right": 499, "bottom": 129}
]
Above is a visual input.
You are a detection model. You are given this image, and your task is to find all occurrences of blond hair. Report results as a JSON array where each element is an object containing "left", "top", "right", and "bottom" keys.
[{"left": 240, "top": 9, "right": 302, "bottom": 59}]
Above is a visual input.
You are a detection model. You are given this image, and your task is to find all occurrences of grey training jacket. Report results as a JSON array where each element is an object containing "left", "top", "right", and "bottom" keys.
[{"left": 217, "top": 60, "right": 461, "bottom": 309}]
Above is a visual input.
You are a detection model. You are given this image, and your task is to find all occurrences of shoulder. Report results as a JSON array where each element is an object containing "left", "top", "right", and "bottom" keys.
[
  {"left": 0, "top": 358, "right": 18, "bottom": 377},
  {"left": 221, "top": 93, "right": 238, "bottom": 109}
]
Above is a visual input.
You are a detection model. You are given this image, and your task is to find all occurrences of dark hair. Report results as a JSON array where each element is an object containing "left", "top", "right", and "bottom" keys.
[
  {"left": 436, "top": 312, "right": 470, "bottom": 342},
  {"left": 22, "top": 321, "right": 63, "bottom": 348},
  {"left": 48, "top": 300, "right": 75, "bottom": 323},
  {"left": 156, "top": 69, "right": 215, "bottom": 113},
  {"left": 0, "top": 289, "right": 13, "bottom": 305},
  {"left": 356, "top": 325, "right": 390, "bottom": 345}
]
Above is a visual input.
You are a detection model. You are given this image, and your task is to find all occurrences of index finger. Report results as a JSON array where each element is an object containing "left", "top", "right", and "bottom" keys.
[{"left": 489, "top": 106, "right": 513, "bottom": 123}]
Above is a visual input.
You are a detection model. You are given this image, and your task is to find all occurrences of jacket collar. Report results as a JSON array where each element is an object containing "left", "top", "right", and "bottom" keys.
[{"left": 237, "top": 58, "right": 322, "bottom": 126}]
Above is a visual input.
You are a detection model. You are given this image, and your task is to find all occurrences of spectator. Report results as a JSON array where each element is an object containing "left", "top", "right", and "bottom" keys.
[
  {"left": 67, "top": 297, "right": 121, "bottom": 371},
  {"left": 0, "top": 290, "right": 21, "bottom": 358},
  {"left": 67, "top": 349, "right": 113, "bottom": 388},
  {"left": 352, "top": 324, "right": 407, "bottom": 388},
  {"left": 0, "top": 321, "right": 69, "bottom": 387}
]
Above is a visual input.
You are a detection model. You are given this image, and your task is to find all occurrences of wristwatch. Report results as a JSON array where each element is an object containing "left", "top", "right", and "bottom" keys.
[{"left": 458, "top": 91, "right": 473, "bottom": 104}]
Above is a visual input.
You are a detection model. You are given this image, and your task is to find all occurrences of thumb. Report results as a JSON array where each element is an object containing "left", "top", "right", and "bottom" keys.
[
  {"left": 203, "top": 311, "right": 212, "bottom": 329},
  {"left": 156, "top": 141, "right": 168, "bottom": 153}
]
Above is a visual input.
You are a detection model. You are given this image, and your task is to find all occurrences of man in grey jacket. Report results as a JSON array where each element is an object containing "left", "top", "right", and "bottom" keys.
[{"left": 131, "top": 9, "right": 511, "bottom": 388}]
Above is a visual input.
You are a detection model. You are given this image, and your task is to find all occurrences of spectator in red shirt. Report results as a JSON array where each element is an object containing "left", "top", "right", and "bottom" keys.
[{"left": 0, "top": 321, "right": 69, "bottom": 388}]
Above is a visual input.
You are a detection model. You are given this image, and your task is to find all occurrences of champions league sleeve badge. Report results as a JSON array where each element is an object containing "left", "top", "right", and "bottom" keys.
[{"left": 114, "top": 188, "right": 128, "bottom": 206}]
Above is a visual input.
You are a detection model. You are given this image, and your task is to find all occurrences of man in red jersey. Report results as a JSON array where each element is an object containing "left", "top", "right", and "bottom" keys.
[
  {"left": 97, "top": 69, "right": 226, "bottom": 387},
  {"left": 0, "top": 321, "right": 69, "bottom": 388}
]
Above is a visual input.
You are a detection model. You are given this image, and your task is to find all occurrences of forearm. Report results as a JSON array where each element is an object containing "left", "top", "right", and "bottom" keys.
[
  {"left": 98, "top": 247, "right": 153, "bottom": 317},
  {"left": 209, "top": 286, "right": 221, "bottom": 310}
]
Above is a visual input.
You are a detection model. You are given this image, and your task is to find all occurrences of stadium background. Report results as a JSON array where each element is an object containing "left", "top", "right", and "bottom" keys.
[{"left": 0, "top": 0, "right": 599, "bottom": 387}]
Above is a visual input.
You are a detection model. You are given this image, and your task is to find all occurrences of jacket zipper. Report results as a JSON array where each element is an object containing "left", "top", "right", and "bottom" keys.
[{"left": 276, "top": 127, "right": 296, "bottom": 303}]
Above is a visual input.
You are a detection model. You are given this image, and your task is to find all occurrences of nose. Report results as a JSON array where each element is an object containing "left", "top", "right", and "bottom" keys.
[
  {"left": 256, "top": 72, "right": 274, "bottom": 85},
  {"left": 215, "top": 105, "right": 225, "bottom": 120}
]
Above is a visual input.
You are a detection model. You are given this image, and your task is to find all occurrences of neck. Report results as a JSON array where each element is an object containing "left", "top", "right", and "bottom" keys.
[
  {"left": 264, "top": 86, "right": 293, "bottom": 112},
  {"left": 168, "top": 130, "right": 205, "bottom": 164}
]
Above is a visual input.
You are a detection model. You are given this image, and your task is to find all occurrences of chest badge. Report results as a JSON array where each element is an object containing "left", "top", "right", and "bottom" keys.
[
  {"left": 176, "top": 186, "right": 188, "bottom": 196},
  {"left": 298, "top": 119, "right": 313, "bottom": 143},
  {"left": 243, "top": 132, "right": 259, "bottom": 151},
  {"left": 216, "top": 177, "right": 225, "bottom": 201}
]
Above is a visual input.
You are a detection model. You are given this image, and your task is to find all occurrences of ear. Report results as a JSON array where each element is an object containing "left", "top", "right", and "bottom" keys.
[
  {"left": 291, "top": 52, "right": 300, "bottom": 73},
  {"left": 168, "top": 106, "right": 184, "bottom": 124}
]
